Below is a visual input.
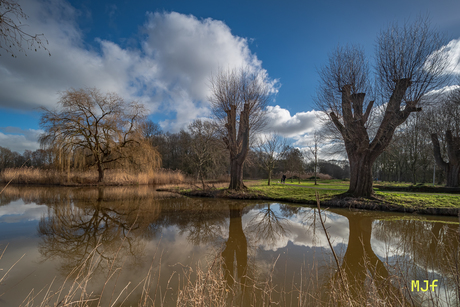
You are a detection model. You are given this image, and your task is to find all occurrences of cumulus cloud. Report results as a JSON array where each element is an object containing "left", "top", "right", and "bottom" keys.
[
  {"left": 264, "top": 105, "right": 323, "bottom": 138},
  {"left": 142, "top": 11, "right": 274, "bottom": 131},
  {"left": 0, "top": 127, "right": 43, "bottom": 152},
  {"left": 0, "top": 0, "right": 275, "bottom": 133},
  {"left": 435, "top": 38, "right": 460, "bottom": 75}
]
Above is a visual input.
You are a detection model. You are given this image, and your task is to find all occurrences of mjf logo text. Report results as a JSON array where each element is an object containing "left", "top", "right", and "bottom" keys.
[{"left": 411, "top": 280, "right": 438, "bottom": 292}]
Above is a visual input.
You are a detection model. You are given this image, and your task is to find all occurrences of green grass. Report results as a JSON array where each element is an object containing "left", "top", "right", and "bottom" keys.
[
  {"left": 245, "top": 179, "right": 460, "bottom": 210},
  {"left": 374, "top": 181, "right": 445, "bottom": 188},
  {"left": 249, "top": 183, "right": 342, "bottom": 202},
  {"left": 375, "top": 191, "right": 460, "bottom": 208},
  {"left": 252, "top": 179, "right": 350, "bottom": 190}
]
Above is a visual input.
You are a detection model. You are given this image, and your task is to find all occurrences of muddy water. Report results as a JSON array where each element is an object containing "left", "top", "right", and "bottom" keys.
[{"left": 0, "top": 186, "right": 458, "bottom": 306}]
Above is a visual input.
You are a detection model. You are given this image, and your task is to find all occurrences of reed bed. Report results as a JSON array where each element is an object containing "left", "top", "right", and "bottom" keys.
[
  {"left": 5, "top": 240, "right": 459, "bottom": 307},
  {"left": 0, "top": 168, "right": 185, "bottom": 186}
]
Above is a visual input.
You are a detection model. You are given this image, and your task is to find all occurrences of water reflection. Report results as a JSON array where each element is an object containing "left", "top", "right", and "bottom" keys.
[
  {"left": 222, "top": 204, "right": 248, "bottom": 290},
  {"left": 0, "top": 186, "right": 459, "bottom": 306},
  {"left": 37, "top": 189, "right": 160, "bottom": 273}
]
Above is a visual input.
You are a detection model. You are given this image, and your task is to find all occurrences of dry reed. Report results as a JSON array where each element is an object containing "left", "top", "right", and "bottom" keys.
[
  {"left": 0, "top": 168, "right": 185, "bottom": 186},
  {"left": 1, "top": 230, "right": 459, "bottom": 306}
]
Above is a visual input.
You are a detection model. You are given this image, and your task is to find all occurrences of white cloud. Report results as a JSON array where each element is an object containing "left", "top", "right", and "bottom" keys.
[
  {"left": 0, "top": 127, "right": 43, "bottom": 152},
  {"left": 0, "top": 0, "right": 276, "bottom": 133},
  {"left": 264, "top": 105, "right": 323, "bottom": 138},
  {"left": 435, "top": 38, "right": 460, "bottom": 75}
]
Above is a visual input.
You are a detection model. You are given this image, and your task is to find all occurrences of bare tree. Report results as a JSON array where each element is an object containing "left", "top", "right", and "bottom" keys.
[
  {"left": 188, "top": 119, "right": 224, "bottom": 189},
  {"left": 255, "top": 133, "right": 285, "bottom": 185},
  {"left": 142, "top": 120, "right": 163, "bottom": 141},
  {"left": 305, "top": 130, "right": 321, "bottom": 185},
  {"left": 316, "top": 17, "right": 449, "bottom": 197},
  {"left": 0, "top": 0, "right": 49, "bottom": 57},
  {"left": 39, "top": 88, "right": 160, "bottom": 182},
  {"left": 281, "top": 145, "right": 305, "bottom": 183},
  {"left": 209, "top": 68, "right": 271, "bottom": 190}
]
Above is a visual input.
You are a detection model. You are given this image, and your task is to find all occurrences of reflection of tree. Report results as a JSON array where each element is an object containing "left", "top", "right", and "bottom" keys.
[
  {"left": 323, "top": 210, "right": 460, "bottom": 303},
  {"left": 373, "top": 217, "right": 459, "bottom": 274},
  {"left": 153, "top": 197, "right": 228, "bottom": 246},
  {"left": 37, "top": 188, "right": 161, "bottom": 274},
  {"left": 336, "top": 212, "right": 393, "bottom": 299},
  {"left": 246, "top": 203, "right": 290, "bottom": 249},
  {"left": 221, "top": 203, "right": 248, "bottom": 288}
]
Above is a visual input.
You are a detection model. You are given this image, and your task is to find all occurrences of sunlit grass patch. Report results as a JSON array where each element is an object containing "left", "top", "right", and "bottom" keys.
[
  {"left": 248, "top": 183, "right": 342, "bottom": 202},
  {"left": 375, "top": 191, "right": 460, "bottom": 208}
]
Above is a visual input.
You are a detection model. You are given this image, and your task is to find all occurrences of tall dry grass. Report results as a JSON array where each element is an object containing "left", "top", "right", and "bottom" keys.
[
  {"left": 0, "top": 168, "right": 185, "bottom": 186},
  {"left": 1, "top": 225, "right": 459, "bottom": 306},
  {"left": 1, "top": 189, "right": 458, "bottom": 306}
]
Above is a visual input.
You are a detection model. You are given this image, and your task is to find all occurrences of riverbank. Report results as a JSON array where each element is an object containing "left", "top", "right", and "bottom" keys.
[
  {"left": 161, "top": 180, "right": 460, "bottom": 216},
  {"left": 0, "top": 167, "right": 185, "bottom": 186}
]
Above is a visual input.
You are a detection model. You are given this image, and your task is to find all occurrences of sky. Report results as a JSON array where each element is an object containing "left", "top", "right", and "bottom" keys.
[{"left": 0, "top": 0, "right": 460, "bottom": 153}]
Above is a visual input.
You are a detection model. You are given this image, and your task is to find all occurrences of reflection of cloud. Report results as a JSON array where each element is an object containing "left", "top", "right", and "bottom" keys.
[
  {"left": 243, "top": 206, "right": 349, "bottom": 252},
  {"left": 371, "top": 237, "right": 406, "bottom": 260},
  {"left": 0, "top": 200, "right": 47, "bottom": 222}
]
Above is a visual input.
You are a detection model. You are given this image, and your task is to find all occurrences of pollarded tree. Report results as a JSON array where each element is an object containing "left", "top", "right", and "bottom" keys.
[
  {"left": 315, "top": 18, "right": 449, "bottom": 197},
  {"left": 209, "top": 68, "right": 271, "bottom": 190},
  {"left": 429, "top": 85, "right": 460, "bottom": 187},
  {"left": 39, "top": 88, "right": 160, "bottom": 182}
]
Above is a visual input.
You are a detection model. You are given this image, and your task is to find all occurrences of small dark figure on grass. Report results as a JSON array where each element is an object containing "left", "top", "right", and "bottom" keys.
[{"left": 281, "top": 174, "right": 286, "bottom": 184}]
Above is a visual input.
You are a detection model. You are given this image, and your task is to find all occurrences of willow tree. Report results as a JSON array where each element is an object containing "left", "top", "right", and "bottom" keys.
[
  {"left": 209, "top": 68, "right": 271, "bottom": 190},
  {"left": 316, "top": 18, "right": 449, "bottom": 197},
  {"left": 39, "top": 88, "right": 160, "bottom": 182}
]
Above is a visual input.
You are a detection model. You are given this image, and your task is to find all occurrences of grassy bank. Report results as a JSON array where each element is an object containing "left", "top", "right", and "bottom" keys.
[
  {"left": 175, "top": 179, "right": 460, "bottom": 216},
  {"left": 0, "top": 167, "right": 185, "bottom": 186}
]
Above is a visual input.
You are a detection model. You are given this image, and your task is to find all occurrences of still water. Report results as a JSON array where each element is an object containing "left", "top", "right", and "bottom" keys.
[{"left": 0, "top": 186, "right": 459, "bottom": 306}]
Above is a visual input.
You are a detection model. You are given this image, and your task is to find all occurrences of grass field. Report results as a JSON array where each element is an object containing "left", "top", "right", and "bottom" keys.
[{"left": 244, "top": 179, "right": 460, "bottom": 210}]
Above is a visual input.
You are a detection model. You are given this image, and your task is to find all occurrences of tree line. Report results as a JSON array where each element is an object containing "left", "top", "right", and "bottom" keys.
[{"left": 1, "top": 16, "right": 459, "bottom": 196}]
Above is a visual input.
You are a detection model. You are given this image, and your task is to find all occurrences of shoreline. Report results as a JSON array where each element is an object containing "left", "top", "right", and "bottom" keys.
[{"left": 161, "top": 188, "right": 460, "bottom": 217}]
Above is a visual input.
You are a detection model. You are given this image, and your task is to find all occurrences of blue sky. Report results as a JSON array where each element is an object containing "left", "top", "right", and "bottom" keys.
[{"left": 1, "top": 0, "right": 459, "bottom": 153}]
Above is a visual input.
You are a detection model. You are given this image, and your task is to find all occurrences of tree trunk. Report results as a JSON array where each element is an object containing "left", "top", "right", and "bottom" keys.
[
  {"left": 229, "top": 159, "right": 245, "bottom": 190},
  {"left": 431, "top": 131, "right": 460, "bottom": 187},
  {"left": 224, "top": 104, "right": 250, "bottom": 191},
  {"left": 97, "top": 162, "right": 104, "bottom": 183},
  {"left": 348, "top": 152, "right": 374, "bottom": 198},
  {"left": 267, "top": 168, "right": 271, "bottom": 186},
  {"left": 314, "top": 158, "right": 317, "bottom": 185},
  {"left": 447, "top": 164, "right": 460, "bottom": 187},
  {"left": 199, "top": 169, "right": 206, "bottom": 190}
]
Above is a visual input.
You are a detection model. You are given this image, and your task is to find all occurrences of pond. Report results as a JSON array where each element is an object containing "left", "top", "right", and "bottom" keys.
[{"left": 0, "top": 186, "right": 459, "bottom": 306}]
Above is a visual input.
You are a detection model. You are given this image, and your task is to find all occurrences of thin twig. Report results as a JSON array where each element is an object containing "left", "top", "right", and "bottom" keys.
[{"left": 315, "top": 191, "right": 352, "bottom": 306}]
